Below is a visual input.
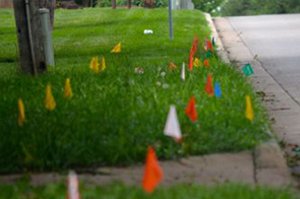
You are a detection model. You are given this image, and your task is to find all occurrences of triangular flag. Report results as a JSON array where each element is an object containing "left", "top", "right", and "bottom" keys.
[
  {"left": 205, "top": 73, "right": 214, "bottom": 97},
  {"left": 142, "top": 146, "right": 163, "bottom": 193},
  {"left": 212, "top": 37, "right": 216, "bottom": 47},
  {"left": 188, "top": 36, "right": 199, "bottom": 71},
  {"left": 64, "top": 78, "right": 73, "bottom": 99},
  {"left": 245, "top": 95, "right": 254, "bottom": 122},
  {"left": 185, "top": 96, "right": 198, "bottom": 122},
  {"left": 44, "top": 84, "right": 56, "bottom": 111},
  {"left": 169, "top": 62, "right": 177, "bottom": 71},
  {"left": 214, "top": 82, "right": 221, "bottom": 98},
  {"left": 193, "top": 58, "right": 200, "bottom": 67},
  {"left": 191, "top": 36, "right": 199, "bottom": 54},
  {"left": 164, "top": 105, "right": 182, "bottom": 140},
  {"left": 90, "top": 57, "right": 99, "bottom": 73},
  {"left": 18, "top": 99, "right": 26, "bottom": 127},
  {"left": 207, "top": 39, "right": 213, "bottom": 51},
  {"left": 204, "top": 59, "right": 210, "bottom": 67},
  {"left": 100, "top": 57, "right": 106, "bottom": 71},
  {"left": 181, "top": 62, "right": 185, "bottom": 81},
  {"left": 89, "top": 57, "right": 95, "bottom": 69},
  {"left": 111, "top": 43, "right": 121, "bottom": 53},
  {"left": 242, "top": 63, "right": 254, "bottom": 76},
  {"left": 67, "top": 171, "right": 81, "bottom": 199},
  {"left": 188, "top": 54, "right": 194, "bottom": 71}
]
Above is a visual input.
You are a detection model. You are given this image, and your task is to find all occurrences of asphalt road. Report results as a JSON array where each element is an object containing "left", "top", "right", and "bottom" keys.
[{"left": 227, "top": 14, "right": 300, "bottom": 105}]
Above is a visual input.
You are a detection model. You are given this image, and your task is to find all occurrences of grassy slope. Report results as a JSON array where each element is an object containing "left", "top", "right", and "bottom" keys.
[
  {"left": 0, "top": 8, "right": 269, "bottom": 173},
  {"left": 0, "top": 182, "right": 297, "bottom": 199}
]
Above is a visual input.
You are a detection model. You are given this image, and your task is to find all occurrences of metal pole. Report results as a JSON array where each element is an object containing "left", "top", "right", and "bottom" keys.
[
  {"left": 168, "top": 0, "right": 173, "bottom": 40},
  {"left": 39, "top": 8, "right": 55, "bottom": 67}
]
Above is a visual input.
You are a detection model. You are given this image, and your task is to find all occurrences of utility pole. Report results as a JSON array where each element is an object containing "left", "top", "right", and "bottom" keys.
[{"left": 13, "top": 0, "right": 47, "bottom": 75}]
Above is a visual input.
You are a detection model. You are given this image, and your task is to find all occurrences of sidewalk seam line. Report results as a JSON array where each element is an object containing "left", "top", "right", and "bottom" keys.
[{"left": 226, "top": 18, "right": 300, "bottom": 108}]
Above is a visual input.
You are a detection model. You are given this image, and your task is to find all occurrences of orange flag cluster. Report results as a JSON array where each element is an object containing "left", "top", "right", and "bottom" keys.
[{"left": 188, "top": 36, "right": 199, "bottom": 71}]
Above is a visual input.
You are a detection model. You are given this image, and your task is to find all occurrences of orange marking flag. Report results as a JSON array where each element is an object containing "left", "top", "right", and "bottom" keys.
[
  {"left": 18, "top": 99, "right": 26, "bottom": 127},
  {"left": 142, "top": 146, "right": 163, "bottom": 193},
  {"left": 204, "top": 59, "right": 209, "bottom": 67},
  {"left": 207, "top": 39, "right": 213, "bottom": 51},
  {"left": 205, "top": 73, "right": 214, "bottom": 97},
  {"left": 169, "top": 62, "right": 177, "bottom": 71},
  {"left": 188, "top": 36, "right": 199, "bottom": 71},
  {"left": 185, "top": 96, "right": 198, "bottom": 122}
]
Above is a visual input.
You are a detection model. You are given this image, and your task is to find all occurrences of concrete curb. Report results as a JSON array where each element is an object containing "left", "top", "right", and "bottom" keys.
[
  {"left": 209, "top": 16, "right": 297, "bottom": 188},
  {"left": 204, "top": 13, "right": 230, "bottom": 64}
]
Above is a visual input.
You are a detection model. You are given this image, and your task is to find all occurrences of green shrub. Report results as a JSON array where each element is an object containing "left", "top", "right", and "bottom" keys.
[{"left": 221, "top": 0, "right": 300, "bottom": 16}]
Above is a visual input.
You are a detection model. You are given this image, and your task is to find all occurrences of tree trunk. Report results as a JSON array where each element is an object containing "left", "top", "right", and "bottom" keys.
[
  {"left": 82, "top": 0, "right": 90, "bottom": 7},
  {"left": 112, "top": 0, "right": 116, "bottom": 9},
  {"left": 144, "top": 0, "right": 154, "bottom": 8},
  {"left": 13, "top": 0, "right": 47, "bottom": 74},
  {"left": 127, "top": 0, "right": 131, "bottom": 9},
  {"left": 49, "top": 0, "right": 55, "bottom": 28}
]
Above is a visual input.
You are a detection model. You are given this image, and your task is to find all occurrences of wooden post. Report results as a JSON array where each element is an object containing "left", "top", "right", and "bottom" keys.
[
  {"left": 13, "top": 0, "right": 46, "bottom": 75},
  {"left": 127, "top": 0, "right": 131, "bottom": 9},
  {"left": 112, "top": 0, "right": 116, "bottom": 9}
]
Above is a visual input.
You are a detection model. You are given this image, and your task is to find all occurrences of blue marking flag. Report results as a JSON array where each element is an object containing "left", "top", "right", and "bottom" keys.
[{"left": 214, "top": 82, "right": 221, "bottom": 98}]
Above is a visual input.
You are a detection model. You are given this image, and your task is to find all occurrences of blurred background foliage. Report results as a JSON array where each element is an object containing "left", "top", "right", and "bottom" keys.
[{"left": 57, "top": 0, "right": 300, "bottom": 16}]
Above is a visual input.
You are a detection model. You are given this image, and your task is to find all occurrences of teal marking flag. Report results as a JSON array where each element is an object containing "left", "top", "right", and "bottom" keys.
[
  {"left": 242, "top": 63, "right": 254, "bottom": 76},
  {"left": 212, "top": 37, "right": 216, "bottom": 47},
  {"left": 205, "top": 50, "right": 211, "bottom": 58}
]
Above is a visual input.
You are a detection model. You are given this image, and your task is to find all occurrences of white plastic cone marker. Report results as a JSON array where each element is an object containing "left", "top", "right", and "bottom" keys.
[
  {"left": 68, "top": 171, "right": 80, "bottom": 199},
  {"left": 164, "top": 105, "right": 182, "bottom": 140},
  {"left": 181, "top": 62, "right": 185, "bottom": 81}
]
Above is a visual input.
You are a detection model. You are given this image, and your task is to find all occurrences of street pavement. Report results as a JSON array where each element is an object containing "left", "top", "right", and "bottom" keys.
[{"left": 227, "top": 14, "right": 300, "bottom": 106}]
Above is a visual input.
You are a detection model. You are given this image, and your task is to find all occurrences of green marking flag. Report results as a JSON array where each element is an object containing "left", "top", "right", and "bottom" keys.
[
  {"left": 205, "top": 50, "right": 211, "bottom": 58},
  {"left": 242, "top": 63, "right": 254, "bottom": 76}
]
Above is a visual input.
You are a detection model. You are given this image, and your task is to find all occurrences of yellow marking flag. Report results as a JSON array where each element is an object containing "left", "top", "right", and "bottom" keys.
[
  {"left": 18, "top": 99, "right": 26, "bottom": 127},
  {"left": 111, "top": 43, "right": 121, "bottom": 53},
  {"left": 90, "top": 57, "right": 100, "bottom": 73},
  {"left": 44, "top": 84, "right": 56, "bottom": 111},
  {"left": 245, "top": 95, "right": 254, "bottom": 122},
  {"left": 64, "top": 78, "right": 73, "bottom": 99},
  {"left": 101, "top": 57, "right": 106, "bottom": 71},
  {"left": 193, "top": 58, "right": 200, "bottom": 67}
]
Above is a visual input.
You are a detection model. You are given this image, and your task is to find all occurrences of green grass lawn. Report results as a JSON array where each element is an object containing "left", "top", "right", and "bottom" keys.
[
  {"left": 0, "top": 8, "right": 270, "bottom": 173},
  {"left": 0, "top": 182, "right": 297, "bottom": 199}
]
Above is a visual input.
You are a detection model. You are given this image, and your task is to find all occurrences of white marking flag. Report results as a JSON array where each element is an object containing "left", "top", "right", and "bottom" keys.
[
  {"left": 164, "top": 105, "right": 182, "bottom": 140},
  {"left": 181, "top": 62, "right": 185, "bottom": 81},
  {"left": 68, "top": 171, "right": 80, "bottom": 199}
]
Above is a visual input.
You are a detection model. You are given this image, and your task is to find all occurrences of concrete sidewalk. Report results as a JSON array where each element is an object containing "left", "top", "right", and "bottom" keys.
[
  {"left": 0, "top": 144, "right": 293, "bottom": 187},
  {"left": 213, "top": 16, "right": 300, "bottom": 184}
]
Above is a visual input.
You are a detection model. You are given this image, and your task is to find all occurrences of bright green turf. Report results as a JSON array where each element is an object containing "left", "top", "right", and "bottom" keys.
[
  {"left": 0, "top": 182, "right": 297, "bottom": 199},
  {"left": 0, "top": 8, "right": 270, "bottom": 173}
]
